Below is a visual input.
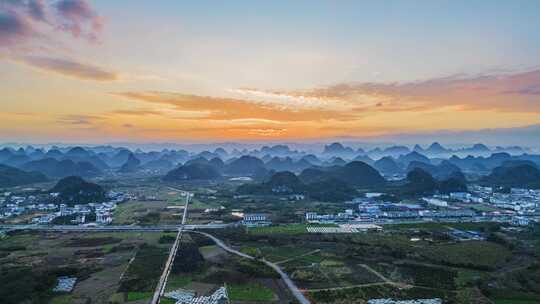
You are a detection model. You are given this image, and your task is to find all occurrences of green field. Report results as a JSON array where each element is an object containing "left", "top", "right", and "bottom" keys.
[
  {"left": 158, "top": 298, "right": 176, "bottom": 304},
  {"left": 165, "top": 275, "right": 192, "bottom": 291},
  {"left": 387, "top": 221, "right": 500, "bottom": 232},
  {"left": 0, "top": 233, "right": 38, "bottom": 251},
  {"left": 50, "top": 295, "right": 73, "bottom": 304},
  {"left": 248, "top": 223, "right": 337, "bottom": 235},
  {"left": 248, "top": 223, "right": 309, "bottom": 234},
  {"left": 239, "top": 246, "right": 261, "bottom": 257},
  {"left": 227, "top": 283, "right": 275, "bottom": 301},
  {"left": 126, "top": 291, "right": 153, "bottom": 301},
  {"left": 420, "top": 241, "right": 511, "bottom": 270},
  {"left": 119, "top": 245, "right": 169, "bottom": 292},
  {"left": 489, "top": 289, "right": 540, "bottom": 304}
]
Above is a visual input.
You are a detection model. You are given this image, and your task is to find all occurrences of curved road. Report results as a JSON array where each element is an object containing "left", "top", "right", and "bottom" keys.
[{"left": 189, "top": 231, "right": 311, "bottom": 304}]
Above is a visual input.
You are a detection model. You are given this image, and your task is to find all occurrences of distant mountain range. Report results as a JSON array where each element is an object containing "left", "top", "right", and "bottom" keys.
[
  {"left": 0, "top": 164, "right": 47, "bottom": 187},
  {"left": 0, "top": 142, "right": 539, "bottom": 190}
]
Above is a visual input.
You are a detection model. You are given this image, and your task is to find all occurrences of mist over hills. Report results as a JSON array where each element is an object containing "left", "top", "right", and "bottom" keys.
[
  {"left": 1, "top": 141, "right": 540, "bottom": 189},
  {"left": 0, "top": 164, "right": 47, "bottom": 187}
]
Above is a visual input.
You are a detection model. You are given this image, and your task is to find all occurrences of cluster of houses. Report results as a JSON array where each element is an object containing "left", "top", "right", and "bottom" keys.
[
  {"left": 0, "top": 190, "right": 126, "bottom": 225},
  {"left": 305, "top": 209, "right": 356, "bottom": 222},
  {"left": 0, "top": 192, "right": 37, "bottom": 219},
  {"left": 31, "top": 201, "right": 118, "bottom": 225},
  {"left": 315, "top": 187, "right": 540, "bottom": 226},
  {"left": 424, "top": 186, "right": 540, "bottom": 216},
  {"left": 477, "top": 187, "right": 539, "bottom": 213},
  {"left": 306, "top": 201, "right": 478, "bottom": 224}
]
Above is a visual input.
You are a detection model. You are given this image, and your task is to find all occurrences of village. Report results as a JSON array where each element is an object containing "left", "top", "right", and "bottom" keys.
[{"left": 0, "top": 190, "right": 127, "bottom": 225}]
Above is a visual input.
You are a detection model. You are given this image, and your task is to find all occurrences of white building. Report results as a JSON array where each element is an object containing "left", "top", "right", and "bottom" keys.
[
  {"left": 423, "top": 198, "right": 448, "bottom": 207},
  {"left": 305, "top": 212, "right": 318, "bottom": 221},
  {"left": 243, "top": 213, "right": 267, "bottom": 222},
  {"left": 96, "top": 212, "right": 113, "bottom": 224}
]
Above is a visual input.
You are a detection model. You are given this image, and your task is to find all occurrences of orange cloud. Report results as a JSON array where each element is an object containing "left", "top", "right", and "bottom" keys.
[
  {"left": 104, "top": 69, "right": 540, "bottom": 140},
  {"left": 113, "top": 91, "right": 360, "bottom": 122},
  {"left": 272, "top": 69, "right": 540, "bottom": 113},
  {"left": 19, "top": 69, "right": 539, "bottom": 142}
]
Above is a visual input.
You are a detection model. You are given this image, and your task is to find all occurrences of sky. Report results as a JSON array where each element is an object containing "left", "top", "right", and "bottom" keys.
[{"left": 1, "top": 0, "right": 540, "bottom": 144}]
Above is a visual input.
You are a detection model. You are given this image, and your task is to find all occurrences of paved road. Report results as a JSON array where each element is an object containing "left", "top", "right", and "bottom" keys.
[
  {"left": 150, "top": 190, "right": 192, "bottom": 304},
  {"left": 0, "top": 223, "right": 231, "bottom": 232},
  {"left": 189, "top": 231, "right": 311, "bottom": 304}
]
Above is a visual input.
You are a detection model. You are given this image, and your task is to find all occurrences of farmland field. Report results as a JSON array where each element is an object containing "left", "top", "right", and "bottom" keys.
[{"left": 227, "top": 283, "right": 276, "bottom": 301}]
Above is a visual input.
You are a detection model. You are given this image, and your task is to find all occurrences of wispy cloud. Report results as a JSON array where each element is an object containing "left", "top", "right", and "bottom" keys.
[
  {"left": 57, "top": 114, "right": 103, "bottom": 125},
  {"left": 112, "top": 109, "right": 163, "bottom": 116},
  {"left": 228, "top": 88, "right": 337, "bottom": 110},
  {"left": 18, "top": 55, "right": 117, "bottom": 81},
  {"left": 113, "top": 91, "right": 359, "bottom": 122},
  {"left": 267, "top": 69, "right": 540, "bottom": 113},
  {"left": 247, "top": 128, "right": 287, "bottom": 137}
]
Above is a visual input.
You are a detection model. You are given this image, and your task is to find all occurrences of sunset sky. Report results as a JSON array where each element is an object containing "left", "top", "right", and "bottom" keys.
[{"left": 1, "top": 0, "right": 540, "bottom": 143}]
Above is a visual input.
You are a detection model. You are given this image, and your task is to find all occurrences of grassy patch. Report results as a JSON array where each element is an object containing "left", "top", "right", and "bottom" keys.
[
  {"left": 119, "top": 245, "right": 168, "bottom": 292},
  {"left": 399, "top": 263, "right": 457, "bottom": 290},
  {"left": 159, "top": 298, "right": 177, "bottom": 304},
  {"left": 0, "top": 233, "right": 37, "bottom": 251},
  {"left": 455, "top": 269, "right": 488, "bottom": 288},
  {"left": 0, "top": 266, "right": 56, "bottom": 304},
  {"left": 165, "top": 275, "right": 192, "bottom": 291},
  {"left": 127, "top": 291, "right": 152, "bottom": 301},
  {"left": 199, "top": 245, "right": 218, "bottom": 254},
  {"left": 257, "top": 245, "right": 319, "bottom": 262},
  {"left": 321, "top": 259, "right": 345, "bottom": 267},
  {"left": 64, "top": 236, "right": 122, "bottom": 247},
  {"left": 50, "top": 295, "right": 73, "bottom": 304},
  {"left": 420, "top": 241, "right": 511, "bottom": 270},
  {"left": 109, "top": 293, "right": 125, "bottom": 303},
  {"left": 227, "top": 283, "right": 275, "bottom": 301},
  {"left": 248, "top": 224, "right": 308, "bottom": 235},
  {"left": 248, "top": 223, "right": 339, "bottom": 235},
  {"left": 239, "top": 246, "right": 260, "bottom": 257},
  {"left": 491, "top": 290, "right": 540, "bottom": 304}
]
